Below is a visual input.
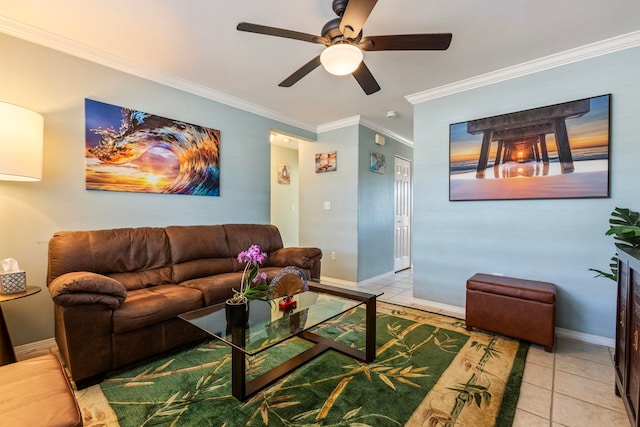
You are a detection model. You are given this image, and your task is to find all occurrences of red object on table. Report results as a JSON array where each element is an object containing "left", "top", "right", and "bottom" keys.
[{"left": 278, "top": 296, "right": 297, "bottom": 311}]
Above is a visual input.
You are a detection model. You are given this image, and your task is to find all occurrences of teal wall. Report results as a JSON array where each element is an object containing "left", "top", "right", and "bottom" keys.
[
  {"left": 299, "top": 123, "right": 414, "bottom": 283},
  {"left": 0, "top": 33, "right": 314, "bottom": 345},
  {"left": 299, "top": 125, "right": 359, "bottom": 281},
  {"left": 357, "top": 126, "right": 413, "bottom": 281},
  {"left": 412, "top": 46, "right": 640, "bottom": 338}
]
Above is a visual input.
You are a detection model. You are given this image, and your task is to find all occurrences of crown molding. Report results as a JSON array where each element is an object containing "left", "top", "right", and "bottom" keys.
[
  {"left": 359, "top": 118, "right": 413, "bottom": 147},
  {"left": 406, "top": 30, "right": 640, "bottom": 105},
  {"left": 0, "top": 16, "right": 316, "bottom": 133},
  {"left": 0, "top": 17, "right": 411, "bottom": 144},
  {"left": 317, "top": 116, "right": 361, "bottom": 133},
  {"left": 317, "top": 115, "right": 414, "bottom": 147}
]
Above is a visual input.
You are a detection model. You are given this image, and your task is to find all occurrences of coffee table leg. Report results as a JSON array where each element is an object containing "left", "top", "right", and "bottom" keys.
[
  {"left": 230, "top": 326, "right": 247, "bottom": 400},
  {"left": 365, "top": 295, "right": 376, "bottom": 362}
]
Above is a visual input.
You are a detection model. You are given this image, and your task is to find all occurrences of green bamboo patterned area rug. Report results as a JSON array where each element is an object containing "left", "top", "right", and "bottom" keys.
[{"left": 76, "top": 302, "right": 528, "bottom": 426}]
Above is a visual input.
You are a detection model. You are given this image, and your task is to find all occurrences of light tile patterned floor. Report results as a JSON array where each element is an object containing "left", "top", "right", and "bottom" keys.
[
  {"left": 19, "top": 268, "right": 630, "bottom": 426},
  {"left": 352, "top": 268, "right": 631, "bottom": 427}
]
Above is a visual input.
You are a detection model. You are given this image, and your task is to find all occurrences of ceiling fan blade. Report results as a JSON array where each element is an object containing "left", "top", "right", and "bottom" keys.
[
  {"left": 340, "top": 0, "right": 378, "bottom": 39},
  {"left": 237, "top": 22, "right": 328, "bottom": 45},
  {"left": 360, "top": 33, "right": 453, "bottom": 51},
  {"left": 352, "top": 61, "right": 381, "bottom": 95},
  {"left": 279, "top": 56, "right": 322, "bottom": 87}
]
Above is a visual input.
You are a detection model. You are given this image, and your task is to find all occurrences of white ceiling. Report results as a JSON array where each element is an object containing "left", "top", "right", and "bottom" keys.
[{"left": 1, "top": 1, "right": 640, "bottom": 143}]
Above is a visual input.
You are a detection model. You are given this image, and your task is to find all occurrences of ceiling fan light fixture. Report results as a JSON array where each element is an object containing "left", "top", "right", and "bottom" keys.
[{"left": 320, "top": 43, "right": 363, "bottom": 76}]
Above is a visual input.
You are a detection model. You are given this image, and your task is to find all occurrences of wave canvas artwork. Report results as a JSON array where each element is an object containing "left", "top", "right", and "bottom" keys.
[
  {"left": 449, "top": 94, "right": 610, "bottom": 201},
  {"left": 85, "top": 99, "right": 220, "bottom": 196}
]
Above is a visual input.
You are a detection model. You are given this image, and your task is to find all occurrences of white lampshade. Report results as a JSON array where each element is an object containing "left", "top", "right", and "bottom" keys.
[
  {"left": 320, "top": 43, "right": 363, "bottom": 76},
  {"left": 0, "top": 102, "right": 44, "bottom": 181}
]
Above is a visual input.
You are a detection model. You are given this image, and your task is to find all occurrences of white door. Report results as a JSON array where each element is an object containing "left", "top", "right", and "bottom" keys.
[{"left": 394, "top": 157, "right": 412, "bottom": 271}]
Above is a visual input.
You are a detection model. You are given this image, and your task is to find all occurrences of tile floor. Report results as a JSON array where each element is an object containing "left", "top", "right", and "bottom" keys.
[
  {"left": 351, "top": 268, "right": 631, "bottom": 427},
  {"left": 18, "top": 268, "right": 631, "bottom": 426}
]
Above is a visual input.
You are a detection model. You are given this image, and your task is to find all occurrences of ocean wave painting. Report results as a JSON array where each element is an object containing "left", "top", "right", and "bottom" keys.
[
  {"left": 85, "top": 99, "right": 220, "bottom": 196},
  {"left": 449, "top": 94, "right": 610, "bottom": 201}
]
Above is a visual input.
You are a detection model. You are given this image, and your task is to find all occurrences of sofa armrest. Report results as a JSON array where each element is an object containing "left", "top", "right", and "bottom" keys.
[
  {"left": 49, "top": 271, "right": 127, "bottom": 309},
  {"left": 270, "top": 247, "right": 323, "bottom": 279}
]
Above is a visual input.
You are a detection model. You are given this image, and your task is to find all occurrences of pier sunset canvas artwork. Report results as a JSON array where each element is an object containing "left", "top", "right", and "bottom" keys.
[
  {"left": 85, "top": 99, "right": 220, "bottom": 196},
  {"left": 449, "top": 94, "right": 610, "bottom": 201}
]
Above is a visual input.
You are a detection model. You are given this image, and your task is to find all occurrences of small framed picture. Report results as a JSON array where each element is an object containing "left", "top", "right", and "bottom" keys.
[
  {"left": 315, "top": 151, "right": 337, "bottom": 173},
  {"left": 278, "top": 163, "right": 290, "bottom": 184},
  {"left": 370, "top": 151, "right": 385, "bottom": 174}
]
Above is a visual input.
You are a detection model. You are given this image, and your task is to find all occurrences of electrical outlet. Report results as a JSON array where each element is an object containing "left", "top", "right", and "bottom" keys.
[{"left": 331, "top": 251, "right": 336, "bottom": 260}]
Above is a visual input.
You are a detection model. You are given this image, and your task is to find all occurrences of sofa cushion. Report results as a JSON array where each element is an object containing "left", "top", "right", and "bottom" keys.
[
  {"left": 108, "top": 267, "right": 174, "bottom": 291},
  {"left": 180, "top": 272, "right": 243, "bottom": 305},
  {"left": 172, "top": 258, "right": 235, "bottom": 284},
  {"left": 223, "top": 224, "right": 284, "bottom": 270},
  {"left": 166, "top": 225, "right": 235, "bottom": 282},
  {"left": 113, "top": 285, "right": 203, "bottom": 333},
  {"left": 166, "top": 225, "right": 231, "bottom": 263},
  {"left": 48, "top": 227, "right": 172, "bottom": 290}
]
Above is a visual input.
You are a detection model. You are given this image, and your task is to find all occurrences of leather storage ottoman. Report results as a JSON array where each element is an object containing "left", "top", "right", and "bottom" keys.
[
  {"left": 0, "top": 354, "right": 83, "bottom": 427},
  {"left": 465, "top": 273, "right": 556, "bottom": 352}
]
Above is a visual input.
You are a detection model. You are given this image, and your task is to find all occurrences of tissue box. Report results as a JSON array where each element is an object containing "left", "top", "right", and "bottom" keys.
[{"left": 0, "top": 271, "right": 26, "bottom": 295}]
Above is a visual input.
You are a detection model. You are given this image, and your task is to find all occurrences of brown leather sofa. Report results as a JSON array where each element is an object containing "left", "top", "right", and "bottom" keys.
[{"left": 47, "top": 224, "right": 322, "bottom": 386}]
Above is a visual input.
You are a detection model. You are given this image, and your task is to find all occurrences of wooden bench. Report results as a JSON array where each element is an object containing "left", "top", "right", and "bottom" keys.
[{"left": 465, "top": 273, "right": 556, "bottom": 352}]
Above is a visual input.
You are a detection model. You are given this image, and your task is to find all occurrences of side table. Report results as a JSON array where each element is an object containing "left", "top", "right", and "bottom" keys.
[{"left": 0, "top": 285, "right": 41, "bottom": 365}]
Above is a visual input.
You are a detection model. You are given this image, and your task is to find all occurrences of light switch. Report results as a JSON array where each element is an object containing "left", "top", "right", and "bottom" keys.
[{"left": 324, "top": 201, "right": 331, "bottom": 210}]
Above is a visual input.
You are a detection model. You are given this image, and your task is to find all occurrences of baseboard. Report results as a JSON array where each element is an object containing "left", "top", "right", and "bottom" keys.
[
  {"left": 411, "top": 297, "right": 466, "bottom": 319},
  {"left": 14, "top": 337, "right": 57, "bottom": 356},
  {"left": 410, "top": 298, "right": 614, "bottom": 348},
  {"left": 358, "top": 271, "right": 396, "bottom": 286},
  {"left": 556, "top": 327, "right": 615, "bottom": 348},
  {"left": 319, "top": 275, "right": 357, "bottom": 287},
  {"left": 321, "top": 271, "right": 397, "bottom": 288}
]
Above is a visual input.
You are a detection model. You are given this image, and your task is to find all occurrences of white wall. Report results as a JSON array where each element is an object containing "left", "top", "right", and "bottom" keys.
[
  {"left": 0, "top": 33, "right": 314, "bottom": 345},
  {"left": 270, "top": 144, "right": 299, "bottom": 247},
  {"left": 412, "top": 46, "right": 640, "bottom": 338}
]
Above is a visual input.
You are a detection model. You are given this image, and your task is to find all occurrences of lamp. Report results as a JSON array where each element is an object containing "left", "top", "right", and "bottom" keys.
[
  {"left": 320, "top": 43, "right": 363, "bottom": 76},
  {"left": 0, "top": 102, "right": 43, "bottom": 181}
]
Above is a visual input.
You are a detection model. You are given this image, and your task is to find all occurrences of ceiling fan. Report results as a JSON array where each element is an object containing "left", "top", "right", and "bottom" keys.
[{"left": 237, "top": 0, "right": 452, "bottom": 95}]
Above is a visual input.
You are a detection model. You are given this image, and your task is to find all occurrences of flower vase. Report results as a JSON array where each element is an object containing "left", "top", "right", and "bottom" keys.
[{"left": 225, "top": 300, "right": 250, "bottom": 328}]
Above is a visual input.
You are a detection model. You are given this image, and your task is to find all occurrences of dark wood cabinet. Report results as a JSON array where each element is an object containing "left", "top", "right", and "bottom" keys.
[{"left": 615, "top": 247, "right": 640, "bottom": 426}]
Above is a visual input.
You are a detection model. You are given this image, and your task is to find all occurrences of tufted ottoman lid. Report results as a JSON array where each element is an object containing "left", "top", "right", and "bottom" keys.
[{"left": 467, "top": 273, "right": 556, "bottom": 304}]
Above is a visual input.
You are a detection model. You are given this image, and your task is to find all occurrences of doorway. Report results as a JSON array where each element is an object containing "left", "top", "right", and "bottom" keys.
[
  {"left": 394, "top": 156, "right": 412, "bottom": 271},
  {"left": 270, "top": 132, "right": 300, "bottom": 247}
]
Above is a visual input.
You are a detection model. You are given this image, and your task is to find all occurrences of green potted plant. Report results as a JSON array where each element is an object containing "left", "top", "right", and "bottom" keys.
[{"left": 590, "top": 207, "right": 640, "bottom": 281}]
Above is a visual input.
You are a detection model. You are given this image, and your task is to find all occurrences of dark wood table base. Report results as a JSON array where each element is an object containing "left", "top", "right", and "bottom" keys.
[{"left": 231, "top": 284, "right": 377, "bottom": 401}]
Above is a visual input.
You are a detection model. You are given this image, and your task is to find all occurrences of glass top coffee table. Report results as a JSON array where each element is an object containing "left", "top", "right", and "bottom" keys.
[{"left": 179, "top": 281, "right": 381, "bottom": 401}]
